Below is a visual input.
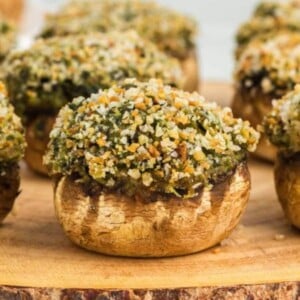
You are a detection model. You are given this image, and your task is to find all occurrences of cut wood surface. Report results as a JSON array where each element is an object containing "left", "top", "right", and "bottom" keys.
[{"left": 0, "top": 82, "right": 299, "bottom": 295}]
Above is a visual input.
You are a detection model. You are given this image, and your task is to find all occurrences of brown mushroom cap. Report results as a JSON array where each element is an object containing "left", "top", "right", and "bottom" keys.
[
  {"left": 232, "top": 86, "right": 277, "bottom": 162},
  {"left": 54, "top": 162, "right": 250, "bottom": 257},
  {"left": 181, "top": 50, "right": 199, "bottom": 92},
  {"left": 0, "top": 163, "right": 20, "bottom": 223},
  {"left": 25, "top": 115, "right": 55, "bottom": 176},
  {"left": 275, "top": 154, "right": 300, "bottom": 229}
]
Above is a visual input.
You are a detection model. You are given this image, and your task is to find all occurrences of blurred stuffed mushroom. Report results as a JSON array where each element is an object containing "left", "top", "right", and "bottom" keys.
[
  {"left": 0, "top": 82, "right": 25, "bottom": 223},
  {"left": 235, "top": 0, "right": 300, "bottom": 58},
  {"left": 3, "top": 31, "right": 183, "bottom": 175},
  {"left": 264, "top": 85, "right": 300, "bottom": 229},
  {"left": 233, "top": 32, "right": 300, "bottom": 161},
  {"left": 0, "top": 17, "right": 16, "bottom": 62},
  {"left": 39, "top": 0, "right": 199, "bottom": 92}
]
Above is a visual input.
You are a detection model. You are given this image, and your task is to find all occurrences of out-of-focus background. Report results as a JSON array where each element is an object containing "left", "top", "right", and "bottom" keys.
[{"left": 20, "top": 0, "right": 260, "bottom": 82}]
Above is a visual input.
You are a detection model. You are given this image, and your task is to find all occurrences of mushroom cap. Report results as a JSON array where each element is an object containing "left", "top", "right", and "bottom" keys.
[
  {"left": 0, "top": 163, "right": 20, "bottom": 223},
  {"left": 54, "top": 162, "right": 251, "bottom": 257},
  {"left": 275, "top": 154, "right": 300, "bottom": 229},
  {"left": 232, "top": 83, "right": 277, "bottom": 162}
]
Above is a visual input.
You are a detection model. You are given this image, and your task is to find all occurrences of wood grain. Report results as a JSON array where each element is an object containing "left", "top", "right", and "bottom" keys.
[{"left": 0, "top": 83, "right": 299, "bottom": 296}]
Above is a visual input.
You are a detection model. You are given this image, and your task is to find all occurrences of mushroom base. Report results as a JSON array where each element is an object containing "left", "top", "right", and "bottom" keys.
[
  {"left": 0, "top": 163, "right": 20, "bottom": 223},
  {"left": 275, "top": 154, "right": 300, "bottom": 229},
  {"left": 181, "top": 50, "right": 200, "bottom": 93},
  {"left": 232, "top": 87, "right": 277, "bottom": 162},
  {"left": 25, "top": 147, "right": 48, "bottom": 176},
  {"left": 54, "top": 162, "right": 250, "bottom": 257},
  {"left": 24, "top": 115, "right": 55, "bottom": 176}
]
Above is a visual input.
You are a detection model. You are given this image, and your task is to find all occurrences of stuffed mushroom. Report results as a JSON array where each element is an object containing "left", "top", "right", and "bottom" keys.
[
  {"left": 264, "top": 85, "right": 300, "bottom": 229},
  {"left": 44, "top": 78, "right": 259, "bottom": 257},
  {"left": 233, "top": 32, "right": 300, "bottom": 161}
]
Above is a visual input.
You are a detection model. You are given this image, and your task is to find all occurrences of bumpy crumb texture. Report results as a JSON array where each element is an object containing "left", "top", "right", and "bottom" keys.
[
  {"left": 236, "top": 0, "right": 300, "bottom": 48},
  {"left": 0, "top": 18, "right": 15, "bottom": 61},
  {"left": 235, "top": 32, "right": 300, "bottom": 96},
  {"left": 39, "top": 0, "right": 197, "bottom": 59},
  {"left": 264, "top": 84, "right": 300, "bottom": 153},
  {"left": 45, "top": 79, "right": 259, "bottom": 198},
  {"left": 0, "top": 83, "right": 25, "bottom": 168},
  {"left": 3, "top": 31, "right": 183, "bottom": 118}
]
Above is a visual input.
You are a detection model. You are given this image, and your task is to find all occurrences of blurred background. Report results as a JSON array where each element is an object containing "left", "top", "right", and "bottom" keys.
[{"left": 20, "top": 0, "right": 260, "bottom": 82}]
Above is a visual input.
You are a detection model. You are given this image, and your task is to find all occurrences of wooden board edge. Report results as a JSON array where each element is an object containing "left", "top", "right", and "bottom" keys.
[
  {"left": 2, "top": 267, "right": 300, "bottom": 291},
  {"left": 1, "top": 282, "right": 299, "bottom": 299}
]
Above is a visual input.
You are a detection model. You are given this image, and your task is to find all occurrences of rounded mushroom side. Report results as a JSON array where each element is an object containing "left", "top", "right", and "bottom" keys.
[
  {"left": 54, "top": 163, "right": 250, "bottom": 257},
  {"left": 275, "top": 154, "right": 300, "bottom": 229}
]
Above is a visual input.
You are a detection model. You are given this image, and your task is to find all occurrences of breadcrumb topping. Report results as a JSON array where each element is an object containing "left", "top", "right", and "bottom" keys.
[
  {"left": 0, "top": 82, "right": 25, "bottom": 167},
  {"left": 235, "top": 32, "right": 300, "bottom": 96},
  {"left": 0, "top": 18, "right": 15, "bottom": 61},
  {"left": 3, "top": 31, "right": 183, "bottom": 119},
  {"left": 39, "top": 0, "right": 197, "bottom": 59},
  {"left": 264, "top": 84, "right": 300, "bottom": 153},
  {"left": 236, "top": 0, "right": 300, "bottom": 50},
  {"left": 45, "top": 79, "right": 259, "bottom": 199}
]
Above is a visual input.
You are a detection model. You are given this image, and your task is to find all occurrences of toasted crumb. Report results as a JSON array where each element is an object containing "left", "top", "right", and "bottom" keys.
[
  {"left": 40, "top": 0, "right": 197, "bottom": 59},
  {"left": 221, "top": 238, "right": 237, "bottom": 247},
  {"left": 274, "top": 234, "right": 286, "bottom": 241},
  {"left": 212, "top": 247, "right": 222, "bottom": 254},
  {"left": 264, "top": 85, "right": 300, "bottom": 153},
  {"left": 235, "top": 32, "right": 300, "bottom": 96},
  {"left": 236, "top": 224, "right": 245, "bottom": 231},
  {"left": 45, "top": 79, "right": 259, "bottom": 198},
  {"left": 236, "top": 0, "right": 300, "bottom": 50},
  {"left": 3, "top": 31, "right": 183, "bottom": 118}
]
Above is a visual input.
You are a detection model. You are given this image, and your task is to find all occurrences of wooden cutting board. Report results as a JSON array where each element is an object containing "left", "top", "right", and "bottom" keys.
[{"left": 0, "top": 82, "right": 299, "bottom": 300}]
